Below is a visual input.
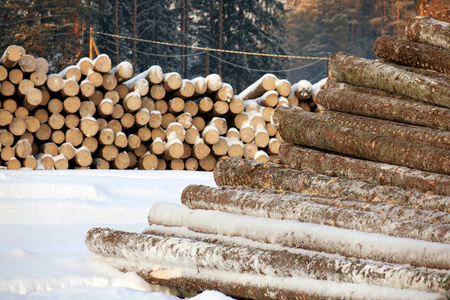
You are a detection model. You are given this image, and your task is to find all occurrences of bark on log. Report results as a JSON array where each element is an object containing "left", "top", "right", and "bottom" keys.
[
  {"left": 86, "top": 226, "right": 450, "bottom": 296},
  {"left": 133, "top": 266, "right": 444, "bottom": 300},
  {"left": 181, "top": 184, "right": 450, "bottom": 243},
  {"left": 317, "top": 88, "right": 450, "bottom": 131},
  {"left": 148, "top": 203, "right": 450, "bottom": 270},
  {"left": 279, "top": 143, "right": 450, "bottom": 197},
  {"left": 318, "top": 107, "right": 450, "bottom": 151},
  {"left": 405, "top": 16, "right": 450, "bottom": 50},
  {"left": 213, "top": 157, "right": 450, "bottom": 212},
  {"left": 373, "top": 35, "right": 450, "bottom": 73},
  {"left": 273, "top": 107, "right": 450, "bottom": 176},
  {"left": 328, "top": 51, "right": 450, "bottom": 109}
]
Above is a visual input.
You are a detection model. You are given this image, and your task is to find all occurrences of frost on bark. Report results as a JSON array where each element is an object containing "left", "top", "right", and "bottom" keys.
[
  {"left": 316, "top": 88, "right": 450, "bottom": 131},
  {"left": 373, "top": 35, "right": 450, "bottom": 74},
  {"left": 405, "top": 16, "right": 450, "bottom": 50},
  {"left": 180, "top": 184, "right": 450, "bottom": 243},
  {"left": 279, "top": 142, "right": 450, "bottom": 196},
  {"left": 328, "top": 51, "right": 450, "bottom": 109},
  {"left": 143, "top": 222, "right": 450, "bottom": 270},
  {"left": 213, "top": 157, "right": 450, "bottom": 212},
  {"left": 272, "top": 106, "right": 450, "bottom": 176},
  {"left": 85, "top": 227, "right": 450, "bottom": 297}
]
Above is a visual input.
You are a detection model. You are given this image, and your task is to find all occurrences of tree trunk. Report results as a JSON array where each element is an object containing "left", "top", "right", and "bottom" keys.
[
  {"left": 405, "top": 16, "right": 450, "bottom": 50},
  {"left": 272, "top": 107, "right": 450, "bottom": 176},
  {"left": 147, "top": 203, "right": 450, "bottom": 270},
  {"left": 328, "top": 51, "right": 450, "bottom": 109},
  {"left": 373, "top": 35, "right": 450, "bottom": 73},
  {"left": 181, "top": 184, "right": 450, "bottom": 243},
  {"left": 213, "top": 157, "right": 450, "bottom": 212},
  {"left": 86, "top": 227, "right": 450, "bottom": 296},
  {"left": 316, "top": 98, "right": 450, "bottom": 151},
  {"left": 279, "top": 143, "right": 450, "bottom": 197},
  {"left": 317, "top": 87, "right": 450, "bottom": 130}
]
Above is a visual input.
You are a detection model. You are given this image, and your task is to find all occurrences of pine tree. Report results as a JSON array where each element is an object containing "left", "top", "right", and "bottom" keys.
[{"left": 0, "top": 0, "right": 104, "bottom": 72}]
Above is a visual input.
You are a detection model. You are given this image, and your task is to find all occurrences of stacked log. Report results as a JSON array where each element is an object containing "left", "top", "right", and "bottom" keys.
[
  {"left": 84, "top": 15, "right": 450, "bottom": 299},
  {"left": 0, "top": 45, "right": 321, "bottom": 170}
]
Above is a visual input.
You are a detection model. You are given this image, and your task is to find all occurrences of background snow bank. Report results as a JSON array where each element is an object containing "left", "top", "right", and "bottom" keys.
[{"left": 0, "top": 170, "right": 234, "bottom": 299}]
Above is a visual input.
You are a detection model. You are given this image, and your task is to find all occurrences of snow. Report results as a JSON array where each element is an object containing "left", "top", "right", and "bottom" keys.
[{"left": 0, "top": 169, "right": 235, "bottom": 299}]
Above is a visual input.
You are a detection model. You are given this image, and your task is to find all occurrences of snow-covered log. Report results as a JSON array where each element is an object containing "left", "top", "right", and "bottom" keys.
[
  {"left": 86, "top": 226, "right": 450, "bottom": 296},
  {"left": 238, "top": 74, "right": 278, "bottom": 100},
  {"left": 181, "top": 184, "right": 450, "bottom": 243},
  {"left": 213, "top": 157, "right": 450, "bottom": 212},
  {"left": 142, "top": 222, "right": 450, "bottom": 271}
]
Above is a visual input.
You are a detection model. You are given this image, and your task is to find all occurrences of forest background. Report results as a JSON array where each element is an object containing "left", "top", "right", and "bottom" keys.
[{"left": 0, "top": 0, "right": 449, "bottom": 92}]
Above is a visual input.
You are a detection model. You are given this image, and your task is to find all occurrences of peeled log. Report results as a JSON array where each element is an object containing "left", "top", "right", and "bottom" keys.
[
  {"left": 373, "top": 35, "right": 450, "bottom": 74},
  {"left": 273, "top": 107, "right": 450, "bottom": 176},
  {"left": 279, "top": 143, "right": 450, "bottom": 197},
  {"left": 405, "top": 16, "right": 450, "bottom": 50},
  {"left": 328, "top": 51, "right": 450, "bottom": 109},
  {"left": 213, "top": 157, "right": 450, "bottom": 212},
  {"left": 181, "top": 185, "right": 450, "bottom": 243},
  {"left": 86, "top": 226, "right": 450, "bottom": 296},
  {"left": 147, "top": 203, "right": 450, "bottom": 270}
]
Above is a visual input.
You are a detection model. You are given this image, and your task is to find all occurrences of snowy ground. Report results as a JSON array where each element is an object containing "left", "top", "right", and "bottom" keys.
[{"left": 0, "top": 169, "right": 233, "bottom": 299}]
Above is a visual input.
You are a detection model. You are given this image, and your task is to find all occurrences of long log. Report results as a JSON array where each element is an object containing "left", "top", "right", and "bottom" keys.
[
  {"left": 315, "top": 99, "right": 450, "bottom": 151},
  {"left": 128, "top": 264, "right": 447, "bottom": 300},
  {"left": 279, "top": 143, "right": 450, "bottom": 197},
  {"left": 213, "top": 157, "right": 450, "bottom": 212},
  {"left": 373, "top": 35, "right": 450, "bottom": 74},
  {"left": 316, "top": 88, "right": 450, "bottom": 131},
  {"left": 86, "top": 226, "right": 450, "bottom": 296},
  {"left": 272, "top": 107, "right": 450, "bottom": 176},
  {"left": 405, "top": 16, "right": 450, "bottom": 50},
  {"left": 181, "top": 184, "right": 450, "bottom": 243},
  {"left": 147, "top": 203, "right": 450, "bottom": 270},
  {"left": 328, "top": 51, "right": 450, "bottom": 109}
]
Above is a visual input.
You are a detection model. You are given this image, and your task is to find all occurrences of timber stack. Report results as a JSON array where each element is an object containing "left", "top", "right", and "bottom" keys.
[
  {"left": 85, "top": 15, "right": 450, "bottom": 299},
  {"left": 0, "top": 45, "right": 324, "bottom": 171}
]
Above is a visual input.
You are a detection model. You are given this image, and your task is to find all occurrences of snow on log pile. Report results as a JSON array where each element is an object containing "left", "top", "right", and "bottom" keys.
[
  {"left": 85, "top": 15, "right": 450, "bottom": 299},
  {"left": 0, "top": 46, "right": 324, "bottom": 171}
]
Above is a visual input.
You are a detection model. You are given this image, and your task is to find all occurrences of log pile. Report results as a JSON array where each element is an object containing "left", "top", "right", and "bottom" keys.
[
  {"left": 85, "top": 15, "right": 450, "bottom": 299},
  {"left": 0, "top": 46, "right": 323, "bottom": 171}
]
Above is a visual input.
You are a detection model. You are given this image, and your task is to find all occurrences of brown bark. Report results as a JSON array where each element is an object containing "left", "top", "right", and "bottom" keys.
[
  {"left": 406, "top": 16, "right": 450, "bottom": 50},
  {"left": 182, "top": 184, "right": 450, "bottom": 243},
  {"left": 279, "top": 143, "right": 450, "bottom": 197},
  {"left": 86, "top": 227, "right": 450, "bottom": 296},
  {"left": 317, "top": 87, "right": 450, "bottom": 131},
  {"left": 318, "top": 104, "right": 450, "bottom": 151},
  {"left": 214, "top": 157, "right": 450, "bottom": 212},
  {"left": 273, "top": 107, "right": 450, "bottom": 176},
  {"left": 374, "top": 35, "right": 450, "bottom": 73},
  {"left": 328, "top": 51, "right": 450, "bottom": 109}
]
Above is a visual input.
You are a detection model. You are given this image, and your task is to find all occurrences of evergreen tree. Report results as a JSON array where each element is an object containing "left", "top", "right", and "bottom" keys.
[
  {"left": 0, "top": 0, "right": 104, "bottom": 72},
  {"left": 190, "top": 0, "right": 289, "bottom": 92}
]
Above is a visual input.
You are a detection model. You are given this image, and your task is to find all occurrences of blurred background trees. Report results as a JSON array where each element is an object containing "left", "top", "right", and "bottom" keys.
[{"left": 0, "top": 0, "right": 448, "bottom": 92}]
